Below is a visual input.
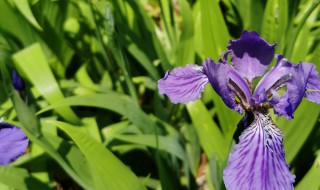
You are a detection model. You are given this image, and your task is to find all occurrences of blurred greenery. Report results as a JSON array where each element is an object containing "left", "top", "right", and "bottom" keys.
[{"left": 0, "top": 0, "right": 319, "bottom": 189}]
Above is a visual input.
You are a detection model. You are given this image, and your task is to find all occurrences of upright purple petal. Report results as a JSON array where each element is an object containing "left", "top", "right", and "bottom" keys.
[
  {"left": 0, "top": 123, "right": 29, "bottom": 165},
  {"left": 223, "top": 112, "right": 295, "bottom": 190},
  {"left": 203, "top": 58, "right": 252, "bottom": 113},
  {"left": 227, "top": 31, "right": 276, "bottom": 82},
  {"left": 253, "top": 55, "right": 293, "bottom": 104},
  {"left": 158, "top": 64, "right": 208, "bottom": 104}
]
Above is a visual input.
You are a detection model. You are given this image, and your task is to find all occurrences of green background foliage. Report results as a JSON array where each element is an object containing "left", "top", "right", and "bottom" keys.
[{"left": 0, "top": 0, "right": 319, "bottom": 189}]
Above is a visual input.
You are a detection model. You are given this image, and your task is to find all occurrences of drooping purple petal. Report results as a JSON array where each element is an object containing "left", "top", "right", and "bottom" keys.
[
  {"left": 252, "top": 55, "right": 293, "bottom": 104},
  {"left": 227, "top": 31, "right": 276, "bottom": 82},
  {"left": 223, "top": 112, "right": 295, "bottom": 190},
  {"left": 272, "top": 61, "right": 320, "bottom": 119},
  {"left": 203, "top": 58, "right": 252, "bottom": 113},
  {"left": 301, "top": 62, "right": 320, "bottom": 103},
  {"left": 0, "top": 123, "right": 29, "bottom": 165},
  {"left": 158, "top": 64, "right": 208, "bottom": 104}
]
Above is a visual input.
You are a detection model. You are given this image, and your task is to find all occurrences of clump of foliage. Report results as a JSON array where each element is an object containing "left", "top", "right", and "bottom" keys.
[{"left": 0, "top": 0, "right": 319, "bottom": 189}]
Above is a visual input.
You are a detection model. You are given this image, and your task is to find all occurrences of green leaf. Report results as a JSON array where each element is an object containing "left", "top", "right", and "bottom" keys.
[
  {"left": 8, "top": 121, "right": 91, "bottom": 189},
  {"left": 199, "top": 0, "right": 238, "bottom": 141},
  {"left": 296, "top": 151, "right": 320, "bottom": 190},
  {"left": 206, "top": 154, "right": 224, "bottom": 190},
  {"left": 81, "top": 117, "right": 102, "bottom": 143},
  {"left": 12, "top": 43, "right": 80, "bottom": 124},
  {"left": 307, "top": 42, "right": 320, "bottom": 73},
  {"left": 40, "top": 121, "right": 93, "bottom": 188},
  {"left": 181, "top": 124, "right": 201, "bottom": 177},
  {"left": 126, "top": 39, "right": 160, "bottom": 80},
  {"left": 192, "top": 0, "right": 203, "bottom": 57},
  {"left": 290, "top": 25, "right": 310, "bottom": 63},
  {"left": 12, "top": 0, "right": 42, "bottom": 30},
  {"left": 175, "top": 0, "right": 194, "bottom": 66},
  {"left": 155, "top": 151, "right": 181, "bottom": 190},
  {"left": 284, "top": 1, "right": 320, "bottom": 58},
  {"left": 232, "top": 0, "right": 265, "bottom": 31},
  {"left": 111, "top": 0, "right": 171, "bottom": 70},
  {"left": 113, "top": 134, "right": 187, "bottom": 163},
  {"left": 200, "top": 0, "right": 229, "bottom": 60},
  {"left": 38, "top": 94, "right": 156, "bottom": 134},
  {"left": 109, "top": 42, "right": 139, "bottom": 103},
  {"left": 0, "top": 166, "right": 50, "bottom": 190},
  {"left": 1, "top": 57, "right": 90, "bottom": 189},
  {"left": 0, "top": 0, "right": 39, "bottom": 46},
  {"left": 186, "top": 100, "right": 227, "bottom": 162},
  {"left": 205, "top": 87, "right": 239, "bottom": 139},
  {"left": 153, "top": 34, "right": 172, "bottom": 70},
  {"left": 47, "top": 120, "right": 146, "bottom": 190},
  {"left": 261, "top": 0, "right": 288, "bottom": 52},
  {"left": 0, "top": 57, "right": 40, "bottom": 135},
  {"left": 158, "top": 0, "right": 177, "bottom": 49},
  {"left": 276, "top": 100, "right": 320, "bottom": 164},
  {"left": 112, "top": 132, "right": 189, "bottom": 189},
  {"left": 37, "top": 0, "right": 74, "bottom": 72}
]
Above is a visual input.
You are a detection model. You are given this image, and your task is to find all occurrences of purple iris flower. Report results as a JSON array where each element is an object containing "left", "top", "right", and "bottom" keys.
[
  {"left": 0, "top": 120, "right": 28, "bottom": 165},
  {"left": 158, "top": 31, "right": 320, "bottom": 189}
]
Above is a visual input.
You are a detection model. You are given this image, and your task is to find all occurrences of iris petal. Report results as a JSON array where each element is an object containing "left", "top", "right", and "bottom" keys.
[
  {"left": 301, "top": 62, "right": 320, "bottom": 103},
  {"left": 203, "top": 58, "right": 251, "bottom": 114},
  {"left": 272, "top": 62, "right": 320, "bottom": 119},
  {"left": 0, "top": 123, "right": 28, "bottom": 165},
  {"left": 223, "top": 112, "right": 295, "bottom": 190},
  {"left": 253, "top": 55, "right": 292, "bottom": 104},
  {"left": 158, "top": 64, "right": 208, "bottom": 104},
  {"left": 227, "top": 31, "right": 276, "bottom": 82}
]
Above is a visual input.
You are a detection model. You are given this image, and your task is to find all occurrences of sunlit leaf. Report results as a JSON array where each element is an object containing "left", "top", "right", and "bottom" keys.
[
  {"left": 12, "top": 43, "right": 80, "bottom": 124},
  {"left": 38, "top": 94, "right": 156, "bottom": 134},
  {"left": 186, "top": 100, "right": 227, "bottom": 162},
  {"left": 12, "top": 0, "right": 42, "bottom": 30},
  {"left": 47, "top": 120, "right": 146, "bottom": 190},
  {"left": 0, "top": 166, "right": 50, "bottom": 190}
]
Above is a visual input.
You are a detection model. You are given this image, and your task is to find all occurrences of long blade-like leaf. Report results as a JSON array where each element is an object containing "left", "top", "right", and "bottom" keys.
[
  {"left": 38, "top": 94, "right": 156, "bottom": 134},
  {"left": 47, "top": 120, "right": 146, "bottom": 190},
  {"left": 0, "top": 166, "right": 50, "bottom": 190},
  {"left": 12, "top": 43, "right": 80, "bottom": 124}
]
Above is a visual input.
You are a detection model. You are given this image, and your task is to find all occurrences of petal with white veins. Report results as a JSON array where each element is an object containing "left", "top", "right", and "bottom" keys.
[
  {"left": 158, "top": 64, "right": 208, "bottom": 104},
  {"left": 223, "top": 112, "right": 295, "bottom": 190}
]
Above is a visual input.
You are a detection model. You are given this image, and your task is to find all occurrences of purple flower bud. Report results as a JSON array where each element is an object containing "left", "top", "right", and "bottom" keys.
[{"left": 12, "top": 69, "right": 25, "bottom": 91}]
